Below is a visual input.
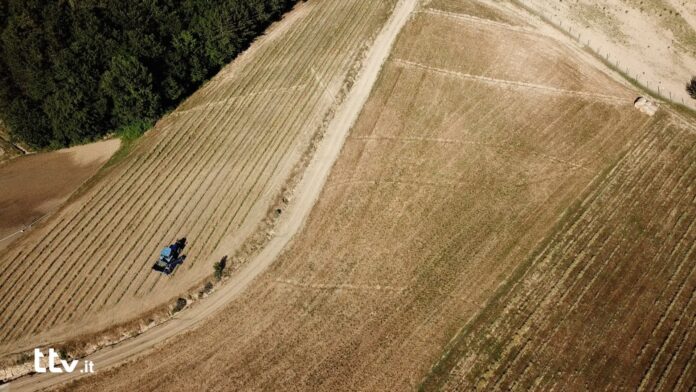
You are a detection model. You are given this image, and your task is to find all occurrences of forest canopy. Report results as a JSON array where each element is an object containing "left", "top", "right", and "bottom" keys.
[{"left": 0, "top": 0, "right": 296, "bottom": 148}]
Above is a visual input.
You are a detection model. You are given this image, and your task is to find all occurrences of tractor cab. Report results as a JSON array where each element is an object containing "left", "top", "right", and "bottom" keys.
[{"left": 152, "top": 238, "right": 187, "bottom": 274}]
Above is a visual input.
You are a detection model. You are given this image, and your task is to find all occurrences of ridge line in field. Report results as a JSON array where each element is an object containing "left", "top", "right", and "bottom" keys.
[
  {"left": 350, "top": 135, "right": 590, "bottom": 170},
  {"left": 274, "top": 279, "right": 407, "bottom": 293},
  {"left": 393, "top": 59, "right": 629, "bottom": 104},
  {"left": 420, "top": 8, "right": 538, "bottom": 36},
  {"left": 8, "top": 0, "right": 418, "bottom": 389},
  {"left": 171, "top": 84, "right": 309, "bottom": 116}
]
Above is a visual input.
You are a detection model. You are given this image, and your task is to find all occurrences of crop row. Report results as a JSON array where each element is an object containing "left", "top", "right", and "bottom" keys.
[
  {"left": 442, "top": 117, "right": 696, "bottom": 391},
  {"left": 0, "top": 0, "right": 396, "bottom": 347}
]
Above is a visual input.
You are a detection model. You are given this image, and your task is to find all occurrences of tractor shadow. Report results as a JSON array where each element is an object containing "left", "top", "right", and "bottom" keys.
[{"left": 169, "top": 255, "right": 186, "bottom": 274}]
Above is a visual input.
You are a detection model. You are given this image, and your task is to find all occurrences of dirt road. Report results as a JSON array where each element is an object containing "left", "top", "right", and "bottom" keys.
[{"left": 7, "top": 0, "right": 417, "bottom": 390}]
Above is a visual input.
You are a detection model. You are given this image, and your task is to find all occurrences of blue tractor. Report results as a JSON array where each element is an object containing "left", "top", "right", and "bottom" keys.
[{"left": 152, "top": 238, "right": 187, "bottom": 274}]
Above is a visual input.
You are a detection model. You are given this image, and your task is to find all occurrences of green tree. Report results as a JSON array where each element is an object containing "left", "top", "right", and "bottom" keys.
[
  {"left": 100, "top": 54, "right": 160, "bottom": 126},
  {"left": 0, "top": 0, "right": 298, "bottom": 148},
  {"left": 0, "top": 1, "right": 7, "bottom": 27},
  {"left": 213, "top": 256, "right": 227, "bottom": 280},
  {"left": 4, "top": 96, "right": 52, "bottom": 147},
  {"left": 687, "top": 77, "right": 696, "bottom": 100}
]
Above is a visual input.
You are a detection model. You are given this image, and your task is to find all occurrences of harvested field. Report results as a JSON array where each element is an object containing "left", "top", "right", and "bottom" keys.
[
  {"left": 59, "top": 2, "right": 696, "bottom": 391},
  {"left": 425, "top": 0, "right": 521, "bottom": 24},
  {"left": 428, "top": 114, "right": 696, "bottom": 391},
  {"left": 0, "top": 139, "right": 119, "bottom": 250},
  {"left": 518, "top": 0, "right": 696, "bottom": 109},
  {"left": 0, "top": 0, "right": 398, "bottom": 356}
]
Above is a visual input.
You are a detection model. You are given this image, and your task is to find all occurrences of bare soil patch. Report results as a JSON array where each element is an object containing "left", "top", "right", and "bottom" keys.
[
  {"left": 0, "top": 139, "right": 120, "bottom": 249},
  {"left": 518, "top": 0, "right": 696, "bottom": 109}
]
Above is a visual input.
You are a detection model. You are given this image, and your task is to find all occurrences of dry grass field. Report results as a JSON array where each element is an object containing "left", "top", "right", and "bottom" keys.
[
  {"left": 0, "top": 0, "right": 398, "bottom": 357},
  {"left": 425, "top": 117, "right": 696, "bottom": 390},
  {"left": 517, "top": 0, "right": 696, "bottom": 109},
  {"left": 0, "top": 140, "right": 119, "bottom": 250},
  {"left": 59, "top": 1, "right": 696, "bottom": 390}
]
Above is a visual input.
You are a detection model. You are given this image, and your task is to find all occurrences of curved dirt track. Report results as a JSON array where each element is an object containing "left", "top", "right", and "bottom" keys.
[
  {"left": 0, "top": 0, "right": 397, "bottom": 354},
  {"left": 8, "top": 0, "right": 417, "bottom": 390}
]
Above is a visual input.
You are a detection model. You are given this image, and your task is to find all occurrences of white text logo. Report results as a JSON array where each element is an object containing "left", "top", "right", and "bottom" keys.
[{"left": 33, "top": 349, "right": 95, "bottom": 374}]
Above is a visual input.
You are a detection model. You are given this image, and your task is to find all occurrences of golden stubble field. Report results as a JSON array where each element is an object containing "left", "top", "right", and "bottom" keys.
[
  {"left": 0, "top": 0, "right": 398, "bottom": 357},
  {"left": 428, "top": 111, "right": 696, "bottom": 391},
  {"left": 60, "top": 1, "right": 695, "bottom": 390}
]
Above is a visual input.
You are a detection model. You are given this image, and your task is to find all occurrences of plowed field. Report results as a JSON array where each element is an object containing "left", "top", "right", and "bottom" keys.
[{"left": 0, "top": 0, "right": 398, "bottom": 356}]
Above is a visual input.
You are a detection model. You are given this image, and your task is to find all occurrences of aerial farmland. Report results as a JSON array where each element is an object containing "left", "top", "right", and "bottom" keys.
[
  {"left": 0, "top": 0, "right": 397, "bottom": 358},
  {"left": 1, "top": 0, "right": 695, "bottom": 391}
]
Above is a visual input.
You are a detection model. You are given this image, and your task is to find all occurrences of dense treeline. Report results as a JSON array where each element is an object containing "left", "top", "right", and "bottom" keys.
[{"left": 0, "top": 0, "right": 296, "bottom": 148}]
